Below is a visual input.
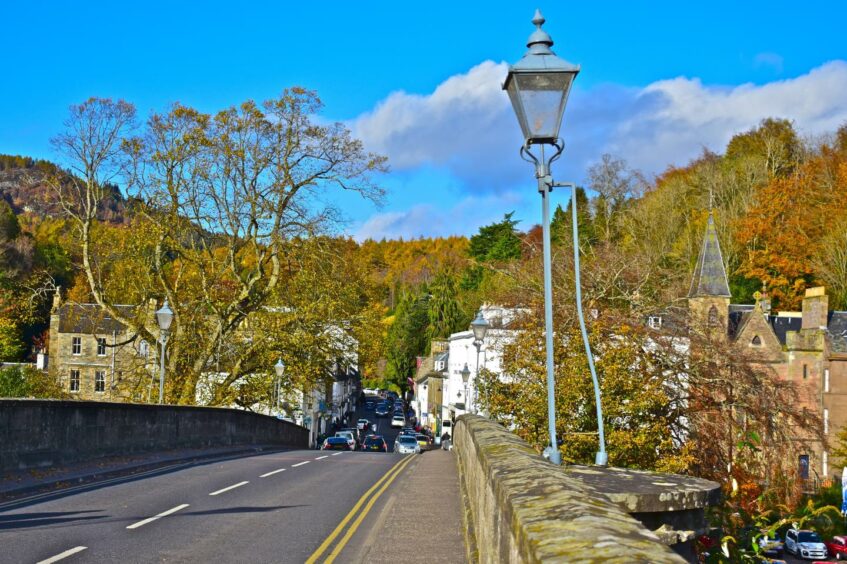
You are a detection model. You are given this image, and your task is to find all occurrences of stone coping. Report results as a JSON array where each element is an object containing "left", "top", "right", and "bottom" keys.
[
  {"left": 455, "top": 414, "right": 686, "bottom": 563},
  {"left": 563, "top": 465, "right": 721, "bottom": 514}
]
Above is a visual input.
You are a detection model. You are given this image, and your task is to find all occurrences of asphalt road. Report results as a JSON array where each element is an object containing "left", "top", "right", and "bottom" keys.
[{"left": 0, "top": 398, "right": 414, "bottom": 563}]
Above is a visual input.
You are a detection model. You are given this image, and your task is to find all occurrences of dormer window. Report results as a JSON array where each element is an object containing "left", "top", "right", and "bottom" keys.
[
  {"left": 751, "top": 335, "right": 762, "bottom": 346},
  {"left": 647, "top": 316, "right": 663, "bottom": 330},
  {"left": 708, "top": 306, "right": 719, "bottom": 326}
]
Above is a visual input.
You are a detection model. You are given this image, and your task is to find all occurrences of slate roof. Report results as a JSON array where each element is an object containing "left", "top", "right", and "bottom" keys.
[
  {"left": 827, "top": 311, "right": 847, "bottom": 353},
  {"left": 56, "top": 304, "right": 136, "bottom": 334},
  {"left": 689, "top": 213, "right": 731, "bottom": 298},
  {"left": 769, "top": 315, "right": 802, "bottom": 345}
]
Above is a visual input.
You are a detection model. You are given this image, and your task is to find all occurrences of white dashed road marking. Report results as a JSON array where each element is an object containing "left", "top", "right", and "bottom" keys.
[
  {"left": 315, "top": 455, "right": 328, "bottom": 460},
  {"left": 127, "top": 504, "right": 190, "bottom": 529},
  {"left": 209, "top": 481, "right": 249, "bottom": 496},
  {"left": 292, "top": 461, "right": 310, "bottom": 468},
  {"left": 37, "top": 547, "right": 88, "bottom": 564},
  {"left": 260, "top": 468, "right": 286, "bottom": 478}
]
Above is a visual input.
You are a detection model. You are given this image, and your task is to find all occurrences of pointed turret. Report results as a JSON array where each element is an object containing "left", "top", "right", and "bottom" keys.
[{"left": 689, "top": 213, "right": 731, "bottom": 298}]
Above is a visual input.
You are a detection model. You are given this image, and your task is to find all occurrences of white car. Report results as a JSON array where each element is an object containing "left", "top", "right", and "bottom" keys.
[
  {"left": 391, "top": 414, "right": 405, "bottom": 428},
  {"left": 394, "top": 435, "right": 421, "bottom": 454},
  {"left": 785, "top": 528, "right": 827, "bottom": 560},
  {"left": 357, "top": 418, "right": 370, "bottom": 431},
  {"left": 335, "top": 431, "right": 356, "bottom": 451}
]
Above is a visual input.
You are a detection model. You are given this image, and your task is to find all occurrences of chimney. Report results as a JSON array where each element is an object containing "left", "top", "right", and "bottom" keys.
[
  {"left": 801, "top": 287, "right": 828, "bottom": 330},
  {"left": 51, "top": 286, "right": 62, "bottom": 312},
  {"left": 755, "top": 287, "right": 771, "bottom": 316}
]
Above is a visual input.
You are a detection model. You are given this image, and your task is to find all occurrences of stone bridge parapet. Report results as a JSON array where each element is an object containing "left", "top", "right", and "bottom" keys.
[{"left": 453, "top": 414, "right": 719, "bottom": 563}]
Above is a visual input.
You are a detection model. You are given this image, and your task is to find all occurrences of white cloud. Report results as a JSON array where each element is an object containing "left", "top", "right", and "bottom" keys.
[
  {"left": 353, "top": 192, "right": 526, "bottom": 241},
  {"left": 352, "top": 59, "right": 847, "bottom": 191}
]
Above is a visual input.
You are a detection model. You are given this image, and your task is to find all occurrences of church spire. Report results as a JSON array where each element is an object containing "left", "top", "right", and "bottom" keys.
[{"left": 688, "top": 212, "right": 731, "bottom": 298}]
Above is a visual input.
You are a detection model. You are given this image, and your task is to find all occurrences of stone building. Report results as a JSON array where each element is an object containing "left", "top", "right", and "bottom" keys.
[
  {"left": 48, "top": 292, "right": 156, "bottom": 402},
  {"left": 689, "top": 212, "right": 847, "bottom": 482}
]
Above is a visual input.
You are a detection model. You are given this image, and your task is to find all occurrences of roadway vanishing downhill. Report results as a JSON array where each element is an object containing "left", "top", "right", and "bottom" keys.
[{"left": 0, "top": 405, "right": 427, "bottom": 563}]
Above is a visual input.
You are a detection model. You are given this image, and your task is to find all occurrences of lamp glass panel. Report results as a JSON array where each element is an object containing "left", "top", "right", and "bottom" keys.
[
  {"left": 156, "top": 307, "right": 173, "bottom": 331},
  {"left": 514, "top": 72, "right": 572, "bottom": 141}
]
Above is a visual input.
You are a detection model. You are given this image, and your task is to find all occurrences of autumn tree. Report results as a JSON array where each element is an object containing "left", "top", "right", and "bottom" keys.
[
  {"left": 385, "top": 290, "right": 429, "bottom": 393},
  {"left": 50, "top": 93, "right": 387, "bottom": 404},
  {"left": 427, "top": 268, "right": 464, "bottom": 341}
]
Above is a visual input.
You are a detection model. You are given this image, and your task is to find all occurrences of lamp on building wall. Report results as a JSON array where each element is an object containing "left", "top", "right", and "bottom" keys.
[
  {"left": 470, "top": 309, "right": 489, "bottom": 414},
  {"left": 504, "top": 10, "right": 606, "bottom": 466},
  {"left": 274, "top": 358, "right": 285, "bottom": 417},
  {"left": 155, "top": 299, "right": 173, "bottom": 404}
]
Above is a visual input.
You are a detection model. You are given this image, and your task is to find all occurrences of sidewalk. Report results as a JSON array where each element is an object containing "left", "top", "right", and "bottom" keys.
[
  {"left": 349, "top": 448, "right": 467, "bottom": 563},
  {"left": 0, "top": 445, "right": 284, "bottom": 503}
]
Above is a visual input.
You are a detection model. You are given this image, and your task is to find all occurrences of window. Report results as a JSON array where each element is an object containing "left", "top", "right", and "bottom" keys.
[
  {"left": 71, "top": 337, "right": 81, "bottom": 355},
  {"left": 825, "top": 368, "right": 830, "bottom": 392},
  {"left": 648, "top": 316, "right": 663, "bottom": 330},
  {"left": 708, "top": 305, "right": 719, "bottom": 326},
  {"left": 95, "top": 371, "right": 105, "bottom": 393},
  {"left": 803, "top": 364, "right": 808, "bottom": 379},
  {"left": 97, "top": 338, "right": 107, "bottom": 356},
  {"left": 824, "top": 408, "right": 829, "bottom": 435},
  {"left": 751, "top": 335, "right": 762, "bottom": 346},
  {"left": 139, "top": 340, "right": 149, "bottom": 357},
  {"left": 798, "top": 454, "right": 810, "bottom": 480},
  {"left": 823, "top": 450, "right": 828, "bottom": 477},
  {"left": 69, "top": 370, "right": 80, "bottom": 392}
]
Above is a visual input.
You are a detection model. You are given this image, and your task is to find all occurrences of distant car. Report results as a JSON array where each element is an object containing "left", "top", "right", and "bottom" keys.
[
  {"left": 363, "top": 435, "right": 388, "bottom": 453},
  {"left": 758, "top": 531, "right": 784, "bottom": 557},
  {"left": 365, "top": 401, "right": 375, "bottom": 410},
  {"left": 394, "top": 435, "right": 421, "bottom": 454},
  {"left": 391, "top": 414, "right": 405, "bottom": 428},
  {"left": 357, "top": 418, "right": 370, "bottom": 431},
  {"left": 826, "top": 535, "right": 847, "bottom": 560},
  {"left": 415, "top": 434, "right": 432, "bottom": 450},
  {"left": 375, "top": 404, "right": 390, "bottom": 417},
  {"left": 335, "top": 431, "right": 356, "bottom": 451},
  {"left": 785, "top": 529, "right": 827, "bottom": 560},
  {"left": 322, "top": 437, "right": 352, "bottom": 451}
]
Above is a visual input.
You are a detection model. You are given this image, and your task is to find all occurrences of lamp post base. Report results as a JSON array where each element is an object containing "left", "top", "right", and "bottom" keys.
[{"left": 595, "top": 451, "right": 608, "bottom": 466}]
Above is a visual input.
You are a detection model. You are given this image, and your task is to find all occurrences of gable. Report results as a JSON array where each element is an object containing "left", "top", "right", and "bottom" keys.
[{"left": 733, "top": 310, "right": 784, "bottom": 361}]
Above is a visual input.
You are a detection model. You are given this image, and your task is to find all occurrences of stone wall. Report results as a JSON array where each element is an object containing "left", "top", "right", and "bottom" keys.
[
  {"left": 453, "top": 415, "right": 688, "bottom": 563},
  {"left": 0, "top": 399, "right": 309, "bottom": 472}
]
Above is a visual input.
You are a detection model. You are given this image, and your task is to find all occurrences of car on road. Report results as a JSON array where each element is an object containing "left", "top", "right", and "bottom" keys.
[
  {"left": 391, "top": 414, "right": 405, "bottom": 428},
  {"left": 357, "top": 418, "right": 371, "bottom": 432},
  {"left": 335, "top": 431, "right": 357, "bottom": 451},
  {"left": 362, "top": 435, "right": 388, "bottom": 453},
  {"left": 826, "top": 535, "right": 847, "bottom": 560},
  {"left": 365, "top": 400, "right": 375, "bottom": 410},
  {"left": 415, "top": 434, "right": 432, "bottom": 450},
  {"left": 785, "top": 528, "right": 827, "bottom": 560},
  {"left": 375, "top": 404, "right": 390, "bottom": 417},
  {"left": 322, "top": 436, "right": 352, "bottom": 451},
  {"left": 394, "top": 435, "right": 421, "bottom": 455}
]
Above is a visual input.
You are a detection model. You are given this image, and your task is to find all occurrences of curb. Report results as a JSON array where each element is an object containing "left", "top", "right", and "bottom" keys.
[{"left": 0, "top": 445, "right": 288, "bottom": 509}]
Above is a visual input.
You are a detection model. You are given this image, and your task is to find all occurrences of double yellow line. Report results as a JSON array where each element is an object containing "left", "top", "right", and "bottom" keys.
[{"left": 306, "top": 454, "right": 417, "bottom": 563}]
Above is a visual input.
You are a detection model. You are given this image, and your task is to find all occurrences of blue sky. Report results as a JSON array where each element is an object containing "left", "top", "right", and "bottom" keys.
[{"left": 2, "top": 1, "right": 846, "bottom": 239}]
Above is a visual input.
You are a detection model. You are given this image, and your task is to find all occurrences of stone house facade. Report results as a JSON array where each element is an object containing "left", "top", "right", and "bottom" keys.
[
  {"left": 688, "top": 213, "right": 847, "bottom": 482},
  {"left": 48, "top": 292, "right": 158, "bottom": 402}
]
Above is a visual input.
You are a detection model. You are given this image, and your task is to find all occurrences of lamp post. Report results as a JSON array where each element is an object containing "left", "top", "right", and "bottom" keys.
[
  {"left": 503, "top": 10, "right": 607, "bottom": 466},
  {"left": 155, "top": 299, "right": 173, "bottom": 404},
  {"left": 274, "top": 358, "right": 285, "bottom": 417},
  {"left": 470, "top": 309, "right": 489, "bottom": 414},
  {"left": 460, "top": 363, "right": 471, "bottom": 415}
]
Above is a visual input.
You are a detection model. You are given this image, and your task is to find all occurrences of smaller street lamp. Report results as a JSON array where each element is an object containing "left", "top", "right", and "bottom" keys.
[
  {"left": 470, "top": 309, "right": 489, "bottom": 413},
  {"left": 274, "top": 358, "right": 286, "bottom": 417},
  {"left": 155, "top": 299, "right": 173, "bottom": 404},
  {"left": 460, "top": 363, "right": 471, "bottom": 414}
]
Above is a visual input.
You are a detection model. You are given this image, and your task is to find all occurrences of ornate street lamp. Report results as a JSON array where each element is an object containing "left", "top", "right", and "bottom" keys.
[
  {"left": 460, "top": 363, "right": 471, "bottom": 414},
  {"left": 274, "top": 358, "right": 285, "bottom": 417},
  {"left": 470, "top": 309, "right": 489, "bottom": 413},
  {"left": 155, "top": 299, "right": 174, "bottom": 404},
  {"left": 503, "top": 10, "right": 607, "bottom": 466}
]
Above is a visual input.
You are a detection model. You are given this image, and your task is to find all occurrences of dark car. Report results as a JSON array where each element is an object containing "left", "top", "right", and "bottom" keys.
[
  {"left": 322, "top": 437, "right": 352, "bottom": 451},
  {"left": 362, "top": 435, "right": 388, "bottom": 453},
  {"left": 375, "top": 404, "right": 390, "bottom": 417},
  {"left": 415, "top": 434, "right": 432, "bottom": 450},
  {"left": 365, "top": 400, "right": 375, "bottom": 410}
]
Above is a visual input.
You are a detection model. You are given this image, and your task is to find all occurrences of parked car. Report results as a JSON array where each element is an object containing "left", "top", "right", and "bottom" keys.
[
  {"left": 322, "top": 437, "right": 352, "bottom": 451},
  {"left": 785, "top": 529, "right": 827, "bottom": 560},
  {"left": 363, "top": 435, "right": 388, "bottom": 453},
  {"left": 827, "top": 535, "right": 847, "bottom": 560},
  {"left": 391, "top": 414, "right": 405, "bottom": 428},
  {"left": 415, "top": 434, "right": 432, "bottom": 450},
  {"left": 394, "top": 435, "right": 421, "bottom": 455},
  {"left": 758, "top": 531, "right": 784, "bottom": 557},
  {"left": 335, "top": 431, "right": 357, "bottom": 451}
]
